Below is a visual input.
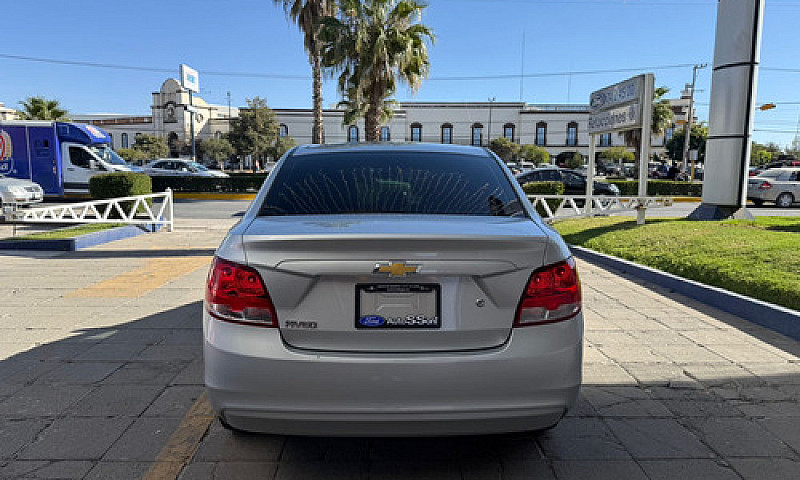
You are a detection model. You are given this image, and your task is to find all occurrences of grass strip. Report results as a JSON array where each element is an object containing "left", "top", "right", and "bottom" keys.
[
  {"left": 553, "top": 216, "right": 800, "bottom": 312},
  {"left": 1, "top": 223, "right": 120, "bottom": 241}
]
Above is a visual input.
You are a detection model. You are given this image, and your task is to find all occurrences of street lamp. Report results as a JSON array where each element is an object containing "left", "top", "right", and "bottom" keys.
[{"left": 682, "top": 63, "right": 708, "bottom": 178}]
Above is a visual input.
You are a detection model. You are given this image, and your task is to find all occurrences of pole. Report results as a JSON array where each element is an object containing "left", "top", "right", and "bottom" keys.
[
  {"left": 637, "top": 74, "right": 654, "bottom": 225},
  {"left": 682, "top": 64, "right": 707, "bottom": 177},
  {"left": 586, "top": 134, "right": 596, "bottom": 215},
  {"left": 520, "top": 31, "right": 525, "bottom": 102},
  {"left": 227, "top": 91, "right": 232, "bottom": 131},
  {"left": 487, "top": 97, "right": 495, "bottom": 146},
  {"left": 189, "top": 91, "right": 196, "bottom": 161}
]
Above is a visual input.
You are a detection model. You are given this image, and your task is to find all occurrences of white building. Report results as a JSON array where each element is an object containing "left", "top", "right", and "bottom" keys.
[
  {"left": 71, "top": 78, "right": 693, "bottom": 164},
  {"left": 0, "top": 102, "right": 18, "bottom": 121}
]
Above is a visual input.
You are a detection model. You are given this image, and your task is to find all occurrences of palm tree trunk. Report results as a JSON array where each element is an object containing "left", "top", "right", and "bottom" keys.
[
  {"left": 365, "top": 85, "right": 381, "bottom": 142},
  {"left": 311, "top": 51, "right": 324, "bottom": 144}
]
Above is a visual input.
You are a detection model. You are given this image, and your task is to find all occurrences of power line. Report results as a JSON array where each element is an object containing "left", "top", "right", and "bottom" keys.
[{"left": 0, "top": 52, "right": 700, "bottom": 82}]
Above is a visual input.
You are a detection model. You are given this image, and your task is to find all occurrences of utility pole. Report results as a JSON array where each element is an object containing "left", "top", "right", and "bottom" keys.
[
  {"left": 189, "top": 91, "right": 196, "bottom": 161},
  {"left": 682, "top": 63, "right": 707, "bottom": 176},
  {"left": 487, "top": 97, "right": 496, "bottom": 146},
  {"left": 227, "top": 91, "right": 232, "bottom": 132}
]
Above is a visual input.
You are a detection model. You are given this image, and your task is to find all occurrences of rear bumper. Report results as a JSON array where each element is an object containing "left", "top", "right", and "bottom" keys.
[{"left": 203, "top": 311, "right": 583, "bottom": 436}]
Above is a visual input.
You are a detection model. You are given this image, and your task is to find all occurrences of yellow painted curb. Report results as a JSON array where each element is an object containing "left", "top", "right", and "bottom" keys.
[
  {"left": 671, "top": 197, "right": 701, "bottom": 203},
  {"left": 173, "top": 192, "right": 257, "bottom": 200}
]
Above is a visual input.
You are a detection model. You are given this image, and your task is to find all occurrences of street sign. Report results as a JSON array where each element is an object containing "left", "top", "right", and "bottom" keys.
[
  {"left": 588, "top": 102, "right": 641, "bottom": 134},
  {"left": 589, "top": 75, "right": 643, "bottom": 114},
  {"left": 179, "top": 64, "right": 199, "bottom": 93}
]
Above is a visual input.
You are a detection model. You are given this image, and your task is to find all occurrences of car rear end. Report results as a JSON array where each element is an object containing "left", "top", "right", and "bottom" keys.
[{"left": 203, "top": 144, "right": 583, "bottom": 436}]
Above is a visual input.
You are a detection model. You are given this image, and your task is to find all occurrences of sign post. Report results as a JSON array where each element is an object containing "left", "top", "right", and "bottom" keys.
[
  {"left": 588, "top": 73, "right": 654, "bottom": 224},
  {"left": 179, "top": 64, "right": 200, "bottom": 161}
]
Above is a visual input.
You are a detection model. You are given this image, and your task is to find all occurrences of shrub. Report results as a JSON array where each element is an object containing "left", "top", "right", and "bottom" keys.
[
  {"left": 522, "top": 181, "right": 565, "bottom": 217},
  {"left": 150, "top": 174, "right": 269, "bottom": 193},
  {"left": 606, "top": 180, "right": 702, "bottom": 197},
  {"left": 89, "top": 172, "right": 152, "bottom": 216}
]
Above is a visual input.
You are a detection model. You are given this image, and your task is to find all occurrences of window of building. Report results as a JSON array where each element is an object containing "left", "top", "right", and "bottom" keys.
[
  {"left": 348, "top": 125, "right": 359, "bottom": 142},
  {"left": 380, "top": 126, "right": 391, "bottom": 141},
  {"left": 121, "top": 133, "right": 129, "bottom": 149},
  {"left": 279, "top": 124, "right": 288, "bottom": 138},
  {"left": 215, "top": 131, "right": 222, "bottom": 140},
  {"left": 665, "top": 125, "right": 675, "bottom": 142},
  {"left": 108, "top": 133, "right": 113, "bottom": 146},
  {"left": 471, "top": 123, "right": 483, "bottom": 146},
  {"left": 441, "top": 123, "right": 453, "bottom": 144},
  {"left": 535, "top": 122, "right": 547, "bottom": 146},
  {"left": 503, "top": 123, "right": 515, "bottom": 141},
  {"left": 567, "top": 122, "right": 578, "bottom": 146},
  {"left": 599, "top": 133, "right": 611, "bottom": 146},
  {"left": 410, "top": 123, "right": 422, "bottom": 142}
]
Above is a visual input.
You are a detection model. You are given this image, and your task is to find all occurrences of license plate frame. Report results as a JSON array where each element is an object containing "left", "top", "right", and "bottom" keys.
[{"left": 355, "top": 283, "right": 441, "bottom": 329}]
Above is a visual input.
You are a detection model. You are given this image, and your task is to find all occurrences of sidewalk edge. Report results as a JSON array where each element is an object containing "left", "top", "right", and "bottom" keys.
[{"left": 570, "top": 245, "right": 800, "bottom": 341}]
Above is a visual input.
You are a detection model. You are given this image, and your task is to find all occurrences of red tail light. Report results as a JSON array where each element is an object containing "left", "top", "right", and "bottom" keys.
[
  {"left": 759, "top": 181, "right": 772, "bottom": 190},
  {"left": 514, "top": 257, "right": 581, "bottom": 327},
  {"left": 206, "top": 257, "right": 277, "bottom": 327}
]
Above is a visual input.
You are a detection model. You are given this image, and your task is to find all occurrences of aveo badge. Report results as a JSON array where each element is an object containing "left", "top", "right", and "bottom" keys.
[{"left": 359, "top": 315, "right": 386, "bottom": 327}]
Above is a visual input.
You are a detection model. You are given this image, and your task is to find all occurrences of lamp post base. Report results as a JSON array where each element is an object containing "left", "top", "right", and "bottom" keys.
[{"left": 688, "top": 203, "right": 754, "bottom": 221}]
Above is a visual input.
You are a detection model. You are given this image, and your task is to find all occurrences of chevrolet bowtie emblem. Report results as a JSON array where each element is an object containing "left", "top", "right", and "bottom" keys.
[{"left": 373, "top": 262, "right": 420, "bottom": 277}]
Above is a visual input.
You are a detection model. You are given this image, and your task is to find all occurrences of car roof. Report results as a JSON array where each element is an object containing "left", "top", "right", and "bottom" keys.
[{"left": 290, "top": 142, "right": 492, "bottom": 157}]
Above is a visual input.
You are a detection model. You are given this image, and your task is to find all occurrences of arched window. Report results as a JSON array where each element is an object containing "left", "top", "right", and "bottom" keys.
[
  {"left": 598, "top": 133, "right": 611, "bottom": 147},
  {"left": 121, "top": 133, "right": 129, "bottom": 149},
  {"left": 347, "top": 125, "right": 359, "bottom": 142},
  {"left": 567, "top": 121, "right": 578, "bottom": 146},
  {"left": 535, "top": 122, "right": 547, "bottom": 146},
  {"left": 108, "top": 133, "right": 113, "bottom": 146},
  {"left": 380, "top": 126, "right": 391, "bottom": 141},
  {"left": 471, "top": 123, "right": 483, "bottom": 146},
  {"left": 279, "top": 124, "right": 289, "bottom": 138},
  {"left": 215, "top": 131, "right": 222, "bottom": 140},
  {"left": 410, "top": 123, "right": 422, "bottom": 142},
  {"left": 441, "top": 123, "right": 453, "bottom": 144},
  {"left": 503, "top": 123, "right": 515, "bottom": 141}
]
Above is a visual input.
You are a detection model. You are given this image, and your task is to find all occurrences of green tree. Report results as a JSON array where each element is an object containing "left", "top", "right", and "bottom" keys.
[
  {"left": 228, "top": 97, "right": 281, "bottom": 168},
  {"left": 565, "top": 152, "right": 584, "bottom": 170},
  {"left": 270, "top": 135, "right": 297, "bottom": 161},
  {"left": 665, "top": 123, "right": 707, "bottom": 163},
  {"left": 116, "top": 148, "right": 148, "bottom": 164},
  {"left": 131, "top": 133, "right": 169, "bottom": 160},
  {"left": 623, "top": 86, "right": 673, "bottom": 162},
  {"left": 18, "top": 96, "right": 70, "bottom": 121},
  {"left": 320, "top": 0, "right": 434, "bottom": 141},
  {"left": 519, "top": 144, "right": 550, "bottom": 164},
  {"left": 600, "top": 146, "right": 635, "bottom": 164},
  {"left": 750, "top": 141, "right": 782, "bottom": 166},
  {"left": 489, "top": 137, "right": 520, "bottom": 161},
  {"left": 202, "top": 137, "right": 235, "bottom": 170},
  {"left": 272, "top": 0, "right": 337, "bottom": 144}
]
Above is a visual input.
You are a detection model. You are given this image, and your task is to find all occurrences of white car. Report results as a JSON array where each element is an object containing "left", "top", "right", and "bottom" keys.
[
  {"left": 143, "top": 159, "right": 229, "bottom": 178},
  {"left": 747, "top": 167, "right": 799, "bottom": 207},
  {"left": 204, "top": 143, "right": 583, "bottom": 436},
  {"left": 0, "top": 175, "right": 44, "bottom": 205}
]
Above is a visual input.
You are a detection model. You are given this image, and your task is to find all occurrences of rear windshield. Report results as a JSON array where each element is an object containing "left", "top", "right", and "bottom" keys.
[{"left": 259, "top": 151, "right": 524, "bottom": 217}]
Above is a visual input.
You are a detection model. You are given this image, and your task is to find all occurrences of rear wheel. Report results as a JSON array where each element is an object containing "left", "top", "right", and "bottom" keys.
[{"left": 776, "top": 192, "right": 795, "bottom": 208}]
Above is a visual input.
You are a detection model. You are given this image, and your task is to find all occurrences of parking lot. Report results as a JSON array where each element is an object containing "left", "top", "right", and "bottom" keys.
[{"left": 1, "top": 216, "right": 799, "bottom": 480}]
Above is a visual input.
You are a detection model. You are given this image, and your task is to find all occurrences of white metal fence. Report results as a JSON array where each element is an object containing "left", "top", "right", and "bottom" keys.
[
  {"left": 5, "top": 189, "right": 174, "bottom": 232},
  {"left": 527, "top": 195, "right": 673, "bottom": 222}
]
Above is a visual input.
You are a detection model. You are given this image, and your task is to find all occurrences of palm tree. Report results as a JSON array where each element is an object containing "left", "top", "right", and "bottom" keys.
[
  {"left": 623, "top": 86, "right": 673, "bottom": 162},
  {"left": 320, "top": 0, "right": 434, "bottom": 141},
  {"left": 18, "top": 96, "right": 70, "bottom": 121},
  {"left": 272, "top": 0, "right": 337, "bottom": 144}
]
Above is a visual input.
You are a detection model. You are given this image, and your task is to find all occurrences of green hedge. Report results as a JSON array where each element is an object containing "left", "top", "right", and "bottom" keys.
[
  {"left": 89, "top": 172, "right": 152, "bottom": 216},
  {"left": 150, "top": 174, "right": 268, "bottom": 193},
  {"left": 522, "top": 181, "right": 565, "bottom": 217},
  {"left": 607, "top": 180, "right": 703, "bottom": 197}
]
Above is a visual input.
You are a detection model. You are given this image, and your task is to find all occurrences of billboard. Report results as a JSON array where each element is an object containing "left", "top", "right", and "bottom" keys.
[{"left": 180, "top": 64, "right": 199, "bottom": 93}]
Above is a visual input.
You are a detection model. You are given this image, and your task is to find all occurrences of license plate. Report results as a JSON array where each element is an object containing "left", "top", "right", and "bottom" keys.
[{"left": 356, "top": 283, "right": 440, "bottom": 329}]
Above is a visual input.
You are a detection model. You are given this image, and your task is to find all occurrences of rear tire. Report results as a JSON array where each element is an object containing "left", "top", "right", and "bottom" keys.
[
  {"left": 751, "top": 199, "right": 764, "bottom": 207},
  {"left": 776, "top": 192, "right": 794, "bottom": 208}
]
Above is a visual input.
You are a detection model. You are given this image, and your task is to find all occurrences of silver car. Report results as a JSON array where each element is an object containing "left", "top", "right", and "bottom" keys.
[
  {"left": 0, "top": 174, "right": 44, "bottom": 205},
  {"left": 747, "top": 167, "right": 800, "bottom": 207},
  {"left": 143, "top": 159, "right": 229, "bottom": 178},
  {"left": 204, "top": 143, "right": 583, "bottom": 436}
]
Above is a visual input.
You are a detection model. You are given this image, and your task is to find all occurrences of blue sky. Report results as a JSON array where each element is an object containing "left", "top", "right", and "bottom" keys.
[{"left": 2, "top": 0, "right": 800, "bottom": 146}]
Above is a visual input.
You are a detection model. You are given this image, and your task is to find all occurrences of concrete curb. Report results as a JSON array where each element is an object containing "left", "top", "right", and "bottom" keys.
[
  {"left": 0, "top": 223, "right": 162, "bottom": 251},
  {"left": 570, "top": 245, "right": 800, "bottom": 341}
]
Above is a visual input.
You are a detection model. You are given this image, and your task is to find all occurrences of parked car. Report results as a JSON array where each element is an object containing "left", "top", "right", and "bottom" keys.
[
  {"left": 204, "top": 143, "right": 583, "bottom": 436},
  {"left": 747, "top": 167, "right": 800, "bottom": 207},
  {"left": 515, "top": 167, "right": 621, "bottom": 196},
  {"left": 0, "top": 175, "right": 44, "bottom": 206},
  {"left": 143, "top": 159, "right": 229, "bottom": 178}
]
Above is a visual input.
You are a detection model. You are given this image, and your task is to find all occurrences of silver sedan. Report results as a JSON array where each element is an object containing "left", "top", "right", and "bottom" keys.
[{"left": 204, "top": 143, "right": 583, "bottom": 436}]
